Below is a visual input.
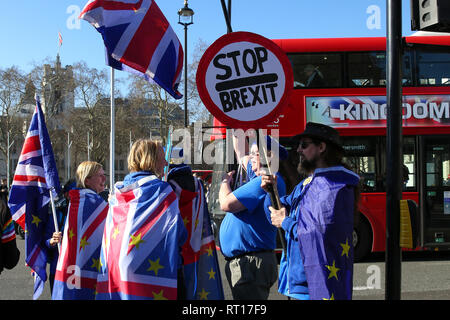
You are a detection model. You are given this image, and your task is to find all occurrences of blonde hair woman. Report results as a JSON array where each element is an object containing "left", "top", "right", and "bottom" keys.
[
  {"left": 76, "top": 161, "right": 106, "bottom": 193},
  {"left": 95, "top": 139, "right": 187, "bottom": 300},
  {"left": 127, "top": 139, "right": 166, "bottom": 177},
  {"left": 52, "top": 160, "right": 108, "bottom": 300}
]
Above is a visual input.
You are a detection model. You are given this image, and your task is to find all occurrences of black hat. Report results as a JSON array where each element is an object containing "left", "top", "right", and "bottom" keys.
[{"left": 292, "top": 122, "right": 343, "bottom": 151}]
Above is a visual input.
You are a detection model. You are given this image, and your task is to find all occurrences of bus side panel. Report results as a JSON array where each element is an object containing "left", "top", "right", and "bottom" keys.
[{"left": 359, "top": 192, "right": 419, "bottom": 253}]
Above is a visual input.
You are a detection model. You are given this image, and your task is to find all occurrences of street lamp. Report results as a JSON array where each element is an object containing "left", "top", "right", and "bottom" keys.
[{"left": 178, "top": 0, "right": 194, "bottom": 128}]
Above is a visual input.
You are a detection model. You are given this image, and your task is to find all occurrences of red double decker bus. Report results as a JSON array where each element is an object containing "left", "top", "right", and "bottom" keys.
[{"left": 208, "top": 33, "right": 450, "bottom": 261}]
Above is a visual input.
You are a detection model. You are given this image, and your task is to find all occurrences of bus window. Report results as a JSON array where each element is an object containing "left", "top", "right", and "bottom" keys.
[
  {"left": 342, "top": 137, "right": 377, "bottom": 192},
  {"left": 416, "top": 47, "right": 450, "bottom": 86},
  {"left": 348, "top": 51, "right": 413, "bottom": 87},
  {"left": 288, "top": 53, "right": 342, "bottom": 88},
  {"left": 423, "top": 137, "right": 450, "bottom": 220},
  {"left": 403, "top": 137, "right": 416, "bottom": 190},
  {"left": 348, "top": 52, "right": 386, "bottom": 87}
]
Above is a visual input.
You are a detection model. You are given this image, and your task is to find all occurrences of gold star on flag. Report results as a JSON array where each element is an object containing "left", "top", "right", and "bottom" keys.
[
  {"left": 147, "top": 258, "right": 164, "bottom": 276},
  {"left": 68, "top": 228, "right": 75, "bottom": 241},
  {"left": 152, "top": 290, "right": 168, "bottom": 300},
  {"left": 31, "top": 215, "right": 41, "bottom": 228},
  {"left": 80, "top": 236, "right": 90, "bottom": 250},
  {"left": 340, "top": 238, "right": 350, "bottom": 258},
  {"left": 198, "top": 288, "right": 210, "bottom": 300},
  {"left": 91, "top": 258, "right": 102, "bottom": 272},
  {"left": 326, "top": 260, "right": 340, "bottom": 280},
  {"left": 129, "top": 233, "right": 145, "bottom": 249},
  {"left": 194, "top": 217, "right": 200, "bottom": 230},
  {"left": 323, "top": 293, "right": 335, "bottom": 300},
  {"left": 205, "top": 246, "right": 213, "bottom": 256},
  {"left": 112, "top": 226, "right": 120, "bottom": 240},
  {"left": 207, "top": 268, "right": 216, "bottom": 280},
  {"left": 183, "top": 216, "right": 189, "bottom": 227}
]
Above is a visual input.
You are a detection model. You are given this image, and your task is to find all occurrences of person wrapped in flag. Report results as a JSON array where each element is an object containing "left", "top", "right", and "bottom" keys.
[
  {"left": 262, "top": 122, "right": 360, "bottom": 300},
  {"left": 52, "top": 161, "right": 108, "bottom": 300},
  {"left": 95, "top": 139, "right": 187, "bottom": 300},
  {"left": 167, "top": 164, "right": 224, "bottom": 300}
]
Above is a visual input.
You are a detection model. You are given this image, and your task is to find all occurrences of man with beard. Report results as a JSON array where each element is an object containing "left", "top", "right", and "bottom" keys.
[{"left": 261, "top": 122, "right": 360, "bottom": 300}]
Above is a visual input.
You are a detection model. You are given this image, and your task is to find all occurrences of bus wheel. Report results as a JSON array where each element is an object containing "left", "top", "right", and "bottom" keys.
[{"left": 353, "top": 216, "right": 372, "bottom": 262}]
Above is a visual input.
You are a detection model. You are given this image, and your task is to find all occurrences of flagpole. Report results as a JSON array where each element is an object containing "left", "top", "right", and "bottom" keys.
[
  {"left": 49, "top": 188, "right": 61, "bottom": 253},
  {"left": 110, "top": 67, "right": 115, "bottom": 194}
]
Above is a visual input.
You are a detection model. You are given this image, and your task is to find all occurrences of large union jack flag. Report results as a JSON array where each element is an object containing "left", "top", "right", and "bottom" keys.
[
  {"left": 80, "top": 0, "right": 184, "bottom": 99},
  {"left": 7, "top": 96, "right": 61, "bottom": 299},
  {"left": 95, "top": 174, "right": 187, "bottom": 300},
  {"left": 52, "top": 189, "right": 108, "bottom": 300},
  {"left": 168, "top": 166, "right": 224, "bottom": 300}
]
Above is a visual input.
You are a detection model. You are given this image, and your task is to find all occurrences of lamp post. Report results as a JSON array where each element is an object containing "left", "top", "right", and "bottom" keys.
[{"left": 178, "top": 0, "right": 194, "bottom": 128}]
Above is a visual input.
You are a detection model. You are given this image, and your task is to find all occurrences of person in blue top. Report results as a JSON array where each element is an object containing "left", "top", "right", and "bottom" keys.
[
  {"left": 262, "top": 122, "right": 360, "bottom": 300},
  {"left": 264, "top": 174, "right": 312, "bottom": 300},
  {"left": 219, "top": 134, "right": 288, "bottom": 300}
]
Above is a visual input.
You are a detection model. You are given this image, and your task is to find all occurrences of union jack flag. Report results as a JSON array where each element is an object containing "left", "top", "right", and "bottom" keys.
[
  {"left": 7, "top": 96, "right": 61, "bottom": 299},
  {"left": 52, "top": 189, "right": 108, "bottom": 300},
  {"left": 168, "top": 165, "right": 224, "bottom": 300},
  {"left": 95, "top": 174, "right": 187, "bottom": 300},
  {"left": 80, "top": 0, "right": 184, "bottom": 99}
]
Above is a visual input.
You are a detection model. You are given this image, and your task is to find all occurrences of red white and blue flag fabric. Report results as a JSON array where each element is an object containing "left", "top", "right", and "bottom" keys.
[
  {"left": 80, "top": 0, "right": 184, "bottom": 99},
  {"left": 174, "top": 180, "right": 224, "bottom": 300},
  {"left": 168, "top": 170, "right": 224, "bottom": 300},
  {"left": 95, "top": 174, "right": 187, "bottom": 300},
  {"left": 7, "top": 96, "right": 61, "bottom": 299},
  {"left": 52, "top": 189, "right": 108, "bottom": 300}
]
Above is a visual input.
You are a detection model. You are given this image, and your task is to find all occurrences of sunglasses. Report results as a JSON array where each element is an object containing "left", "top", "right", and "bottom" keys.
[
  {"left": 250, "top": 151, "right": 260, "bottom": 157},
  {"left": 299, "top": 140, "right": 315, "bottom": 149}
]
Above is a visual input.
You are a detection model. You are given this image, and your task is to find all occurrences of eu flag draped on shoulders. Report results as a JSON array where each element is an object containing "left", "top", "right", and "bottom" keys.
[
  {"left": 79, "top": 0, "right": 184, "bottom": 99},
  {"left": 296, "top": 166, "right": 360, "bottom": 300},
  {"left": 7, "top": 96, "right": 61, "bottom": 299},
  {"left": 52, "top": 189, "right": 108, "bottom": 300},
  {"left": 168, "top": 165, "right": 224, "bottom": 300},
  {"left": 95, "top": 172, "right": 187, "bottom": 300}
]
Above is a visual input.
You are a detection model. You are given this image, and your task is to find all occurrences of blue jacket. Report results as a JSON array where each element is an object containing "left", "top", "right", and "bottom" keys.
[{"left": 272, "top": 177, "right": 312, "bottom": 299}]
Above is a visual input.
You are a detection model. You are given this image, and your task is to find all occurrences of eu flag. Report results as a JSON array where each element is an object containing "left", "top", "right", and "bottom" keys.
[{"left": 297, "top": 166, "right": 359, "bottom": 300}]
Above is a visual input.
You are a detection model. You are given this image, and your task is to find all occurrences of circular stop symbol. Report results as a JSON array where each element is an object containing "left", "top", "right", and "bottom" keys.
[{"left": 196, "top": 31, "right": 293, "bottom": 129}]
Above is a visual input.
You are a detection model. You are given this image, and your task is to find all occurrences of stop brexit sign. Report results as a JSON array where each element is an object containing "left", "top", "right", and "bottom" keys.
[{"left": 196, "top": 31, "right": 293, "bottom": 129}]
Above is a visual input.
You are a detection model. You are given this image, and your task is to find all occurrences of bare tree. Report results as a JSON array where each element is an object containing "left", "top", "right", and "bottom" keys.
[
  {"left": 186, "top": 39, "right": 211, "bottom": 124},
  {"left": 0, "top": 67, "right": 27, "bottom": 179},
  {"left": 68, "top": 61, "right": 110, "bottom": 166},
  {"left": 127, "top": 75, "right": 184, "bottom": 143}
]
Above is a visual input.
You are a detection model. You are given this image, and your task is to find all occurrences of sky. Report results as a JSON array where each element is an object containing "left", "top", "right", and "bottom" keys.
[{"left": 0, "top": 0, "right": 416, "bottom": 91}]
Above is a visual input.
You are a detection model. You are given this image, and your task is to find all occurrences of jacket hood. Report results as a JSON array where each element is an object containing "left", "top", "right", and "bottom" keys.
[{"left": 313, "top": 166, "right": 360, "bottom": 187}]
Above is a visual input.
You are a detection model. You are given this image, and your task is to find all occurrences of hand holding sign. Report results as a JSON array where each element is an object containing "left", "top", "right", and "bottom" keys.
[{"left": 197, "top": 32, "right": 292, "bottom": 255}]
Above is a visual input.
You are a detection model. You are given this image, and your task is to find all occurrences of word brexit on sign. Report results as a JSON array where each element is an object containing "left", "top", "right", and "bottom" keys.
[{"left": 196, "top": 32, "right": 293, "bottom": 129}]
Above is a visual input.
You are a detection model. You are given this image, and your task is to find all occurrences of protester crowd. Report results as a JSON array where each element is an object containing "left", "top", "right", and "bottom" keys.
[{"left": 1, "top": 122, "right": 360, "bottom": 300}]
